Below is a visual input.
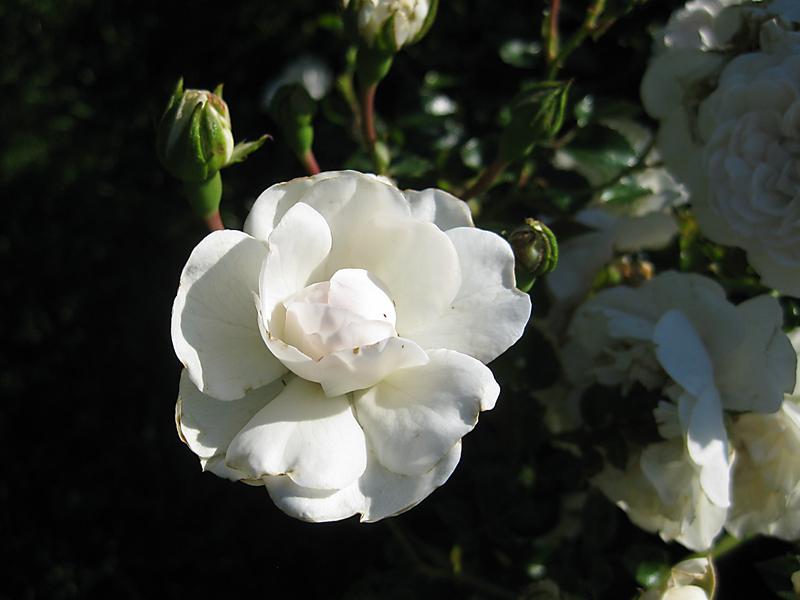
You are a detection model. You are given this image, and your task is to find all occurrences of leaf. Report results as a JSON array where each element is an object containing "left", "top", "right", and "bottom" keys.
[{"left": 556, "top": 124, "right": 637, "bottom": 186}]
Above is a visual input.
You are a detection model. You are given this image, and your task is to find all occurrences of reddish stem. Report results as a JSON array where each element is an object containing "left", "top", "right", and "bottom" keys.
[
  {"left": 204, "top": 210, "right": 224, "bottom": 231},
  {"left": 462, "top": 159, "right": 509, "bottom": 201},
  {"left": 360, "top": 82, "right": 378, "bottom": 149},
  {"left": 547, "top": 0, "right": 561, "bottom": 67},
  {"left": 301, "top": 150, "right": 321, "bottom": 175}
]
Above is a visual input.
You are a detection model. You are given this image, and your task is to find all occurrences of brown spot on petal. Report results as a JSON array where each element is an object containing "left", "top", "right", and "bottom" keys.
[{"left": 353, "top": 347, "right": 360, "bottom": 354}]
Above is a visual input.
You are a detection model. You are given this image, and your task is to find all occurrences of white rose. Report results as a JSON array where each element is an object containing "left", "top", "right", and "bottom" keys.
[
  {"left": 343, "top": 0, "right": 431, "bottom": 49},
  {"left": 659, "top": 0, "right": 744, "bottom": 52},
  {"left": 643, "top": 2, "right": 800, "bottom": 296},
  {"left": 727, "top": 329, "right": 800, "bottom": 540},
  {"left": 640, "top": 558, "right": 715, "bottom": 600},
  {"left": 692, "top": 25, "right": 800, "bottom": 296},
  {"left": 171, "top": 171, "right": 531, "bottom": 522},
  {"left": 563, "top": 272, "right": 795, "bottom": 549}
]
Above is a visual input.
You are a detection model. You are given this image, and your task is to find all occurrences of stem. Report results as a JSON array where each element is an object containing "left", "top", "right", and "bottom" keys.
[
  {"left": 359, "top": 82, "right": 384, "bottom": 173},
  {"left": 300, "top": 150, "right": 321, "bottom": 175},
  {"left": 386, "top": 521, "right": 517, "bottom": 600},
  {"left": 546, "top": 0, "right": 561, "bottom": 69},
  {"left": 547, "top": 0, "right": 606, "bottom": 79},
  {"left": 707, "top": 534, "right": 746, "bottom": 561},
  {"left": 204, "top": 210, "right": 224, "bottom": 231},
  {"left": 462, "top": 159, "right": 509, "bottom": 201}
]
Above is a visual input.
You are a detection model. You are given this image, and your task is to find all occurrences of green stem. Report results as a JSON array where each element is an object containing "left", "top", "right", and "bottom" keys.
[
  {"left": 183, "top": 171, "right": 224, "bottom": 230},
  {"left": 547, "top": 0, "right": 606, "bottom": 79},
  {"left": 546, "top": 0, "right": 561, "bottom": 70}
]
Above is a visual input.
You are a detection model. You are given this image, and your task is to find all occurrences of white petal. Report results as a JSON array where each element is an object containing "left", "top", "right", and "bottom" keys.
[
  {"left": 245, "top": 171, "right": 410, "bottom": 247},
  {"left": 402, "top": 227, "right": 532, "bottom": 363},
  {"left": 328, "top": 216, "right": 462, "bottom": 333},
  {"left": 654, "top": 309, "right": 715, "bottom": 400},
  {"left": 654, "top": 310, "right": 731, "bottom": 507},
  {"left": 171, "top": 230, "right": 286, "bottom": 401},
  {"left": 746, "top": 244, "right": 800, "bottom": 298},
  {"left": 404, "top": 188, "right": 474, "bottom": 230},
  {"left": 718, "top": 295, "right": 796, "bottom": 412},
  {"left": 354, "top": 349, "right": 498, "bottom": 476},
  {"left": 176, "top": 369, "right": 284, "bottom": 462},
  {"left": 264, "top": 442, "right": 462, "bottom": 523},
  {"left": 613, "top": 213, "right": 679, "bottom": 252},
  {"left": 243, "top": 171, "right": 343, "bottom": 241},
  {"left": 225, "top": 377, "right": 367, "bottom": 489},
  {"left": 265, "top": 334, "right": 429, "bottom": 397},
  {"left": 259, "top": 202, "right": 332, "bottom": 327}
]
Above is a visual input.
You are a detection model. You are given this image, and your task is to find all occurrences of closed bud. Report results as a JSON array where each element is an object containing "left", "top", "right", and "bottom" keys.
[
  {"left": 509, "top": 218, "right": 559, "bottom": 292},
  {"left": 269, "top": 83, "right": 317, "bottom": 159},
  {"left": 343, "top": 0, "right": 437, "bottom": 51},
  {"left": 499, "top": 80, "right": 571, "bottom": 163},
  {"left": 156, "top": 79, "right": 234, "bottom": 183}
]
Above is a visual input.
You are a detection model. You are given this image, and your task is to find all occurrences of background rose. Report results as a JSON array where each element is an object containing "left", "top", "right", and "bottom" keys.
[
  {"left": 692, "top": 25, "right": 800, "bottom": 296},
  {"left": 560, "top": 272, "right": 795, "bottom": 549},
  {"left": 642, "top": 1, "right": 800, "bottom": 296},
  {"left": 171, "top": 170, "right": 531, "bottom": 522}
]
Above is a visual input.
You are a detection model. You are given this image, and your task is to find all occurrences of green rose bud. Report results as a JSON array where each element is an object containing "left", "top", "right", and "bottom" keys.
[
  {"left": 269, "top": 83, "right": 317, "bottom": 160},
  {"left": 499, "top": 80, "right": 571, "bottom": 163},
  {"left": 156, "top": 79, "right": 234, "bottom": 183},
  {"left": 508, "top": 218, "right": 559, "bottom": 292}
]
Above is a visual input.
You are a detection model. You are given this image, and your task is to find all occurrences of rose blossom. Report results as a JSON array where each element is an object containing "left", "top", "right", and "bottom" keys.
[
  {"left": 172, "top": 171, "right": 531, "bottom": 522},
  {"left": 561, "top": 272, "right": 795, "bottom": 549},
  {"left": 642, "top": 2, "right": 800, "bottom": 295}
]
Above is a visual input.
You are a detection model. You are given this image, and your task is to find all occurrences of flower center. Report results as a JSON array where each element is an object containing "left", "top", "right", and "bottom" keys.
[{"left": 281, "top": 268, "right": 397, "bottom": 360}]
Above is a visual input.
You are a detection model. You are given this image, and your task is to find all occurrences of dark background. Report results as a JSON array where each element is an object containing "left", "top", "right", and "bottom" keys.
[{"left": 2, "top": 1, "right": 791, "bottom": 597}]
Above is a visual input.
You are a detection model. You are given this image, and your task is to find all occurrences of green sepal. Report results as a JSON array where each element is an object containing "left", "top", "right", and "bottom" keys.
[
  {"left": 183, "top": 171, "right": 222, "bottom": 219},
  {"left": 356, "top": 15, "right": 397, "bottom": 86},
  {"left": 499, "top": 80, "right": 571, "bottom": 163},
  {"left": 227, "top": 134, "right": 271, "bottom": 166},
  {"left": 509, "top": 218, "right": 560, "bottom": 292},
  {"left": 411, "top": 0, "right": 438, "bottom": 45}
]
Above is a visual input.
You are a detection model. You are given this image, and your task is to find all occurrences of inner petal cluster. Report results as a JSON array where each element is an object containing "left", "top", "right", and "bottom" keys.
[{"left": 282, "top": 268, "right": 397, "bottom": 360}]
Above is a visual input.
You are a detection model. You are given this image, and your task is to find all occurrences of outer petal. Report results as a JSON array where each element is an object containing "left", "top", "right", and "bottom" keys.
[
  {"left": 264, "top": 442, "right": 462, "bottom": 523},
  {"left": 225, "top": 377, "right": 367, "bottom": 490},
  {"left": 328, "top": 216, "right": 463, "bottom": 333},
  {"left": 353, "top": 349, "right": 498, "bottom": 476},
  {"left": 654, "top": 310, "right": 731, "bottom": 508},
  {"left": 404, "top": 188, "right": 474, "bottom": 230},
  {"left": 402, "top": 227, "right": 531, "bottom": 363},
  {"left": 245, "top": 171, "right": 410, "bottom": 245},
  {"left": 259, "top": 202, "right": 332, "bottom": 327},
  {"left": 176, "top": 369, "right": 284, "bottom": 465},
  {"left": 264, "top": 334, "right": 429, "bottom": 397},
  {"left": 171, "top": 230, "right": 286, "bottom": 401},
  {"left": 718, "top": 295, "right": 796, "bottom": 412}
]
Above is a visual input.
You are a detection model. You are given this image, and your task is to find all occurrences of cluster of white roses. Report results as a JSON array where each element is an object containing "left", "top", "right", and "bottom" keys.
[
  {"left": 172, "top": 171, "right": 530, "bottom": 522},
  {"left": 642, "top": 0, "right": 800, "bottom": 296},
  {"left": 555, "top": 271, "right": 800, "bottom": 551}
]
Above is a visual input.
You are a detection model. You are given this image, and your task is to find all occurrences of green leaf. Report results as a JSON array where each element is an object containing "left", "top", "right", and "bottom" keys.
[{"left": 557, "top": 124, "right": 637, "bottom": 186}]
